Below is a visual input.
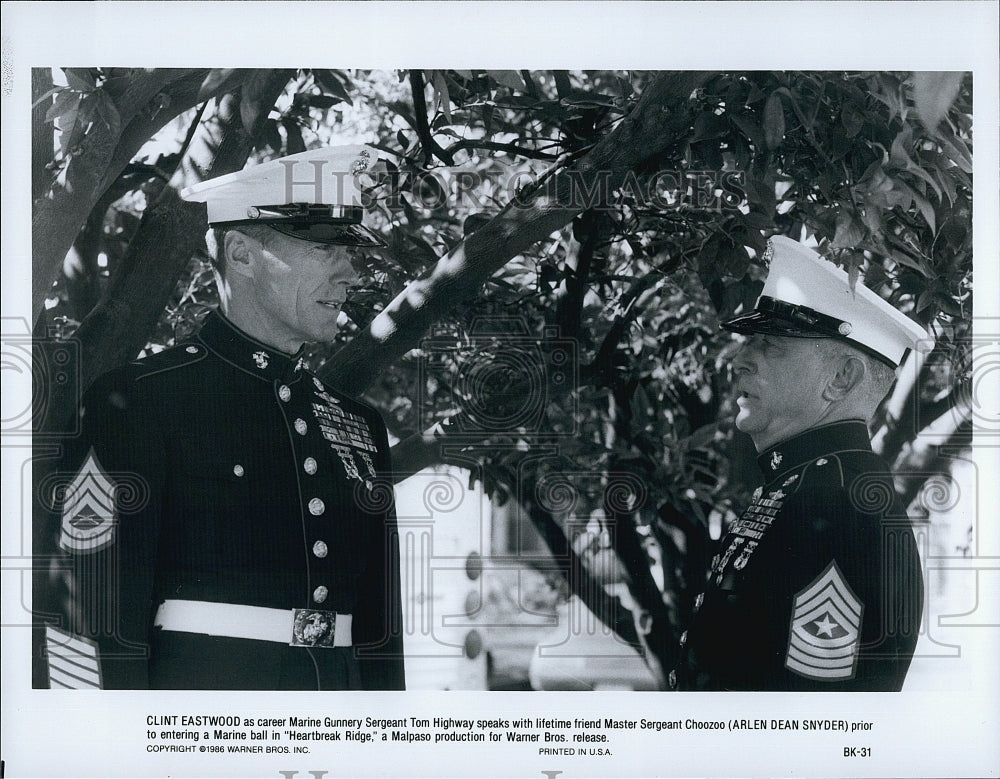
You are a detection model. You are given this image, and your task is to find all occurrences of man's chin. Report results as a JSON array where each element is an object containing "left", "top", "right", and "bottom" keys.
[
  {"left": 734, "top": 411, "right": 761, "bottom": 438},
  {"left": 304, "top": 317, "right": 343, "bottom": 344}
]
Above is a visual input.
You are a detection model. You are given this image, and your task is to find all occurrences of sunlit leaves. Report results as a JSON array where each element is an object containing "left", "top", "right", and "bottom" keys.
[
  {"left": 43, "top": 69, "right": 122, "bottom": 157},
  {"left": 912, "top": 71, "right": 964, "bottom": 133},
  {"left": 762, "top": 92, "right": 785, "bottom": 149}
]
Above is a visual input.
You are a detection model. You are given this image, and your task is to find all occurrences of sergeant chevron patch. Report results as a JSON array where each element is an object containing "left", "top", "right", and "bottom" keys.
[
  {"left": 785, "top": 560, "right": 863, "bottom": 681},
  {"left": 45, "top": 626, "right": 102, "bottom": 689},
  {"left": 59, "top": 450, "right": 117, "bottom": 553}
]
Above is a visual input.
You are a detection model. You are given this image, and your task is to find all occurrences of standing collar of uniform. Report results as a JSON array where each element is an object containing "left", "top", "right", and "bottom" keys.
[
  {"left": 756, "top": 419, "right": 873, "bottom": 482},
  {"left": 197, "top": 310, "right": 308, "bottom": 382}
]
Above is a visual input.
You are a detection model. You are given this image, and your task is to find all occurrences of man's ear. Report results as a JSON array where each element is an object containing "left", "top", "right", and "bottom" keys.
[
  {"left": 823, "top": 352, "right": 866, "bottom": 401},
  {"left": 223, "top": 231, "right": 256, "bottom": 278}
]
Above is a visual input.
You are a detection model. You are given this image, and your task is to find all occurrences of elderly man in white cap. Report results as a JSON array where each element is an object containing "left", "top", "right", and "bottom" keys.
[
  {"left": 45, "top": 146, "right": 405, "bottom": 690},
  {"left": 670, "top": 236, "right": 926, "bottom": 691}
]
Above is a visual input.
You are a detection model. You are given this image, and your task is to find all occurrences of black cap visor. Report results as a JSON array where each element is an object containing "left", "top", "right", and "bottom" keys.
[
  {"left": 216, "top": 203, "right": 386, "bottom": 247},
  {"left": 721, "top": 296, "right": 902, "bottom": 367},
  {"left": 720, "top": 296, "right": 848, "bottom": 339},
  {"left": 267, "top": 220, "right": 386, "bottom": 247}
]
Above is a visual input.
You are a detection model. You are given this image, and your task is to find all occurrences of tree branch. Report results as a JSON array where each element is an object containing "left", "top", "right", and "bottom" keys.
[
  {"left": 444, "top": 138, "right": 561, "bottom": 161},
  {"left": 32, "top": 68, "right": 255, "bottom": 323},
  {"left": 36, "top": 70, "right": 295, "bottom": 435},
  {"left": 409, "top": 70, "right": 455, "bottom": 166},
  {"left": 319, "top": 71, "right": 710, "bottom": 394},
  {"left": 518, "top": 461, "right": 641, "bottom": 651}
]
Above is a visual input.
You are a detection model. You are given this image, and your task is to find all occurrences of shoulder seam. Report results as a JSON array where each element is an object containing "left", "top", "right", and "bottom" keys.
[
  {"left": 132, "top": 344, "right": 208, "bottom": 382},
  {"left": 800, "top": 453, "right": 848, "bottom": 489}
]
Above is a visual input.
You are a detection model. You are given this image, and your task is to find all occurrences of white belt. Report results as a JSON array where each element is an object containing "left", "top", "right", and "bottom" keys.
[{"left": 154, "top": 599, "right": 352, "bottom": 648}]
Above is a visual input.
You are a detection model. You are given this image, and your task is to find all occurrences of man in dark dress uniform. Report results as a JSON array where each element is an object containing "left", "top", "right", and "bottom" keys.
[
  {"left": 44, "top": 145, "right": 405, "bottom": 690},
  {"left": 671, "top": 236, "right": 927, "bottom": 691}
]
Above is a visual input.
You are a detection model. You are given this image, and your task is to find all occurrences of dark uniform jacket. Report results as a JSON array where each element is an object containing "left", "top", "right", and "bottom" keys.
[
  {"left": 672, "top": 420, "right": 922, "bottom": 691},
  {"left": 45, "top": 312, "right": 405, "bottom": 690}
]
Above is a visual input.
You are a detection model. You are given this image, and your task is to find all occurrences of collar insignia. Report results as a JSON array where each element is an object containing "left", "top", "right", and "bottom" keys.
[
  {"left": 252, "top": 351, "right": 270, "bottom": 369},
  {"left": 770, "top": 451, "right": 783, "bottom": 470}
]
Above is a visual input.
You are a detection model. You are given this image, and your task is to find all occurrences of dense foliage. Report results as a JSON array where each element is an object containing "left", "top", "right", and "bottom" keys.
[{"left": 33, "top": 69, "right": 973, "bottom": 685}]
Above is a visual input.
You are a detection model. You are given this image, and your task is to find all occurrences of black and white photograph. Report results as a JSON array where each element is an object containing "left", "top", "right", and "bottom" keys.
[{"left": 2, "top": 2, "right": 998, "bottom": 778}]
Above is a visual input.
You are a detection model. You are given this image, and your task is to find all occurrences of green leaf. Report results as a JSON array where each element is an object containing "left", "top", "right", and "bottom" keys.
[
  {"left": 720, "top": 241, "right": 751, "bottom": 278},
  {"left": 93, "top": 91, "right": 121, "bottom": 139},
  {"left": 282, "top": 117, "right": 305, "bottom": 154},
  {"left": 763, "top": 93, "right": 785, "bottom": 149},
  {"left": 776, "top": 86, "right": 813, "bottom": 132},
  {"left": 890, "top": 249, "right": 934, "bottom": 279},
  {"left": 303, "top": 93, "right": 341, "bottom": 110},
  {"left": 482, "top": 103, "right": 494, "bottom": 136},
  {"left": 197, "top": 69, "right": 239, "bottom": 101},
  {"left": 840, "top": 102, "right": 866, "bottom": 137},
  {"left": 738, "top": 210, "right": 774, "bottom": 230},
  {"left": 732, "top": 226, "right": 767, "bottom": 257},
  {"left": 45, "top": 88, "right": 79, "bottom": 124},
  {"left": 934, "top": 292, "right": 963, "bottom": 318},
  {"left": 697, "top": 233, "right": 723, "bottom": 276},
  {"left": 691, "top": 111, "right": 727, "bottom": 142},
  {"left": 909, "top": 189, "right": 937, "bottom": 235},
  {"left": 847, "top": 262, "right": 860, "bottom": 293},
  {"left": 64, "top": 68, "right": 96, "bottom": 92},
  {"left": 407, "top": 232, "right": 441, "bottom": 264},
  {"left": 431, "top": 70, "right": 453, "bottom": 124},
  {"left": 239, "top": 70, "right": 276, "bottom": 134},
  {"left": 915, "top": 289, "right": 935, "bottom": 313},
  {"left": 889, "top": 130, "right": 943, "bottom": 201},
  {"left": 912, "top": 71, "right": 963, "bottom": 133},
  {"left": 931, "top": 165, "right": 958, "bottom": 207},
  {"left": 486, "top": 70, "right": 526, "bottom": 91},
  {"left": 31, "top": 86, "right": 62, "bottom": 110},
  {"left": 314, "top": 69, "right": 354, "bottom": 106},
  {"left": 729, "top": 111, "right": 765, "bottom": 151},
  {"left": 831, "top": 207, "right": 865, "bottom": 248},
  {"left": 742, "top": 174, "right": 776, "bottom": 213},
  {"left": 240, "top": 98, "right": 259, "bottom": 135},
  {"left": 260, "top": 119, "right": 282, "bottom": 153},
  {"left": 935, "top": 126, "right": 973, "bottom": 174},
  {"left": 396, "top": 129, "right": 410, "bottom": 151}
]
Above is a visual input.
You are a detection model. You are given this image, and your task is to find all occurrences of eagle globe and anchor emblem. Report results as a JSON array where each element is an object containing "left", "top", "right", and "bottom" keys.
[{"left": 291, "top": 610, "right": 338, "bottom": 648}]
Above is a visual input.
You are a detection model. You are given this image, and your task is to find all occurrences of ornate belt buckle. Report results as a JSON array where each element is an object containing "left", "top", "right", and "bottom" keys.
[{"left": 290, "top": 608, "right": 337, "bottom": 648}]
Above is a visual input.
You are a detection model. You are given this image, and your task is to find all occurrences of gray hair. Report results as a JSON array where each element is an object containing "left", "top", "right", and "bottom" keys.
[
  {"left": 205, "top": 224, "right": 276, "bottom": 278},
  {"left": 818, "top": 339, "right": 898, "bottom": 415}
]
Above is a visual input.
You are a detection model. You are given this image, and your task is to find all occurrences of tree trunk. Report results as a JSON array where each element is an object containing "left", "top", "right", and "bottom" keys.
[
  {"left": 37, "top": 69, "right": 296, "bottom": 436},
  {"left": 31, "top": 69, "right": 255, "bottom": 323}
]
